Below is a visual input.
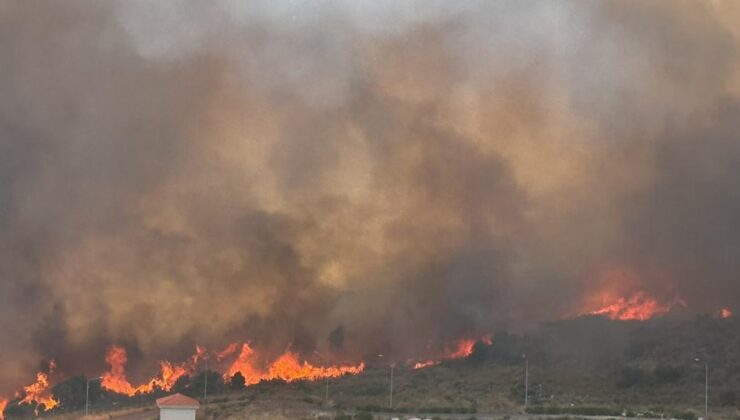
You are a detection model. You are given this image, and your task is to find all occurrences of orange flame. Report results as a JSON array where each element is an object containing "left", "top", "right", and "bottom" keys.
[
  {"left": 224, "top": 343, "right": 364, "bottom": 385},
  {"left": 100, "top": 342, "right": 364, "bottom": 395},
  {"left": 586, "top": 291, "right": 682, "bottom": 321},
  {"left": 413, "top": 336, "right": 493, "bottom": 369},
  {"left": 267, "top": 352, "right": 365, "bottom": 382},
  {"left": 225, "top": 343, "right": 267, "bottom": 385},
  {"left": 216, "top": 342, "right": 239, "bottom": 362},
  {"left": 717, "top": 308, "right": 732, "bottom": 319},
  {"left": 18, "top": 361, "right": 59, "bottom": 414},
  {"left": 0, "top": 398, "right": 7, "bottom": 420},
  {"left": 447, "top": 339, "right": 476, "bottom": 359},
  {"left": 412, "top": 360, "right": 438, "bottom": 369},
  {"left": 101, "top": 345, "right": 200, "bottom": 396}
]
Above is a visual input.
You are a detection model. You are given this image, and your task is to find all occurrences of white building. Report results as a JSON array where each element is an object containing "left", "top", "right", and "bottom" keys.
[{"left": 156, "top": 393, "right": 200, "bottom": 420}]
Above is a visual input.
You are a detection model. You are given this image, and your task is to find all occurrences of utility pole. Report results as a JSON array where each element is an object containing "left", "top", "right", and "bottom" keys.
[
  {"left": 389, "top": 364, "right": 394, "bottom": 409},
  {"left": 203, "top": 356, "right": 209, "bottom": 415},
  {"left": 85, "top": 377, "right": 101, "bottom": 417},
  {"left": 523, "top": 354, "right": 529, "bottom": 409},
  {"left": 314, "top": 351, "right": 330, "bottom": 404},
  {"left": 695, "top": 358, "right": 709, "bottom": 419},
  {"left": 325, "top": 376, "right": 329, "bottom": 404},
  {"left": 376, "top": 353, "right": 393, "bottom": 410},
  {"left": 704, "top": 360, "right": 709, "bottom": 420}
]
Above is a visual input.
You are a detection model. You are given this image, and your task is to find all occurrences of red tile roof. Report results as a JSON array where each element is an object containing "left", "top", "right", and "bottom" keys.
[{"left": 156, "top": 393, "right": 200, "bottom": 409}]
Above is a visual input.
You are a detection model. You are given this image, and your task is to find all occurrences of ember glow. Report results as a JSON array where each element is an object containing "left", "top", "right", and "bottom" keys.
[
  {"left": 224, "top": 343, "right": 364, "bottom": 385},
  {"left": 717, "top": 308, "right": 733, "bottom": 319},
  {"left": 18, "top": 361, "right": 59, "bottom": 414},
  {"left": 586, "top": 292, "right": 683, "bottom": 321},
  {"left": 101, "top": 345, "right": 202, "bottom": 396}
]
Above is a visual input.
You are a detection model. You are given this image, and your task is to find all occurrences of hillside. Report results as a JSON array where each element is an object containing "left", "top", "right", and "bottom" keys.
[{"left": 6, "top": 315, "right": 740, "bottom": 419}]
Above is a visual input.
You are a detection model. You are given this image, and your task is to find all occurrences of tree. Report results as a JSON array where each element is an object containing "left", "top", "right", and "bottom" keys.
[
  {"left": 230, "top": 372, "right": 246, "bottom": 390},
  {"left": 653, "top": 364, "right": 683, "bottom": 384},
  {"left": 487, "top": 332, "right": 523, "bottom": 364},
  {"left": 52, "top": 374, "right": 87, "bottom": 410},
  {"left": 191, "top": 370, "right": 224, "bottom": 396},
  {"left": 617, "top": 366, "right": 649, "bottom": 388},
  {"left": 328, "top": 326, "right": 345, "bottom": 351},
  {"left": 3, "top": 399, "right": 36, "bottom": 418},
  {"left": 719, "top": 390, "right": 736, "bottom": 407},
  {"left": 173, "top": 374, "right": 191, "bottom": 394}
]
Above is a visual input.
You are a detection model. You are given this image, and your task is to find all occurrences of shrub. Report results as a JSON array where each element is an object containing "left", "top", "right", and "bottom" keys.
[
  {"left": 230, "top": 372, "right": 246, "bottom": 390},
  {"left": 354, "top": 412, "right": 373, "bottom": 420},
  {"left": 51, "top": 374, "right": 87, "bottom": 409},
  {"left": 617, "top": 367, "right": 649, "bottom": 388},
  {"left": 668, "top": 410, "right": 697, "bottom": 420},
  {"left": 526, "top": 406, "right": 621, "bottom": 416},
  {"left": 653, "top": 364, "right": 683, "bottom": 384},
  {"left": 356, "top": 404, "right": 382, "bottom": 412},
  {"left": 719, "top": 390, "right": 736, "bottom": 407}
]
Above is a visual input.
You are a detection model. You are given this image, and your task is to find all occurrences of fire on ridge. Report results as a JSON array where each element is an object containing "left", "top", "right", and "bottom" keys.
[
  {"left": 223, "top": 343, "right": 365, "bottom": 386},
  {"left": 0, "top": 295, "right": 735, "bottom": 420},
  {"left": 98, "top": 343, "right": 366, "bottom": 397},
  {"left": 0, "top": 361, "right": 59, "bottom": 419},
  {"left": 0, "top": 334, "right": 495, "bottom": 418},
  {"left": 101, "top": 345, "right": 205, "bottom": 397},
  {"left": 583, "top": 291, "right": 686, "bottom": 321},
  {"left": 412, "top": 336, "right": 493, "bottom": 370},
  {"left": 0, "top": 311, "right": 736, "bottom": 420}
]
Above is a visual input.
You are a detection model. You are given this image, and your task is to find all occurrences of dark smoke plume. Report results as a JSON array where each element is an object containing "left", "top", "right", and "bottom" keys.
[{"left": 1, "top": 0, "right": 739, "bottom": 392}]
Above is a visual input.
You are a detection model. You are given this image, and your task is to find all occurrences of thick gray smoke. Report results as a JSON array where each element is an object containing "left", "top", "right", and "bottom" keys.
[{"left": 1, "top": 0, "right": 739, "bottom": 392}]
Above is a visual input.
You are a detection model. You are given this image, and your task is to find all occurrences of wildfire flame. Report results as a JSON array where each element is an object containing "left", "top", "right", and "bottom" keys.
[
  {"left": 0, "top": 398, "right": 7, "bottom": 420},
  {"left": 586, "top": 291, "right": 683, "bottom": 321},
  {"left": 413, "top": 336, "right": 493, "bottom": 369},
  {"left": 448, "top": 339, "right": 476, "bottom": 359},
  {"left": 224, "top": 343, "right": 365, "bottom": 384},
  {"left": 413, "top": 360, "right": 438, "bottom": 369},
  {"left": 101, "top": 345, "right": 202, "bottom": 396},
  {"left": 717, "top": 308, "right": 732, "bottom": 319},
  {"left": 215, "top": 342, "right": 239, "bottom": 362},
  {"left": 99, "top": 342, "right": 364, "bottom": 396},
  {"left": 18, "top": 361, "right": 59, "bottom": 414}
]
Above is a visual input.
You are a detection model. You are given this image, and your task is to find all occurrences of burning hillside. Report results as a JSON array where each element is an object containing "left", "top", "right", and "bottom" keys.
[
  {"left": 584, "top": 291, "right": 686, "bottom": 321},
  {"left": 1, "top": 1, "right": 740, "bottom": 417},
  {"left": 2, "top": 313, "right": 740, "bottom": 418},
  {"left": 0, "top": 362, "right": 58, "bottom": 419},
  {"left": 223, "top": 343, "right": 364, "bottom": 385},
  {"left": 96, "top": 343, "right": 366, "bottom": 397},
  {"left": 18, "top": 369, "right": 58, "bottom": 415},
  {"left": 0, "top": 341, "right": 369, "bottom": 417},
  {"left": 412, "top": 336, "right": 493, "bottom": 370},
  {"left": 100, "top": 345, "right": 204, "bottom": 396}
]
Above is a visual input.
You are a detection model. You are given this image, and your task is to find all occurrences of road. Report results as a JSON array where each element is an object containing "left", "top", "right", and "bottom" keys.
[{"left": 366, "top": 413, "right": 664, "bottom": 420}]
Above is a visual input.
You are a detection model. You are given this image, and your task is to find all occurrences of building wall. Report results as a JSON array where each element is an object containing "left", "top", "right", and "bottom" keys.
[{"left": 160, "top": 407, "right": 197, "bottom": 420}]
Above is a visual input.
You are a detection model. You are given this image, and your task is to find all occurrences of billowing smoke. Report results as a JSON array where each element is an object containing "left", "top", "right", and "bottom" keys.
[{"left": 1, "top": 0, "right": 739, "bottom": 392}]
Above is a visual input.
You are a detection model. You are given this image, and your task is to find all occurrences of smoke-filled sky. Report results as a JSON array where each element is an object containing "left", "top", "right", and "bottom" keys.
[{"left": 1, "top": 0, "right": 740, "bottom": 392}]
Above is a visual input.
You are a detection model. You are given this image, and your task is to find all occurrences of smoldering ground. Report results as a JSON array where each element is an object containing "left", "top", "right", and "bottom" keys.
[{"left": 1, "top": 0, "right": 739, "bottom": 392}]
